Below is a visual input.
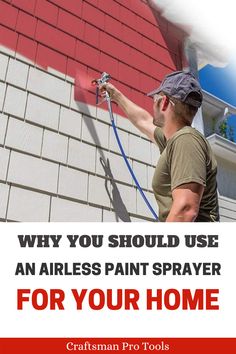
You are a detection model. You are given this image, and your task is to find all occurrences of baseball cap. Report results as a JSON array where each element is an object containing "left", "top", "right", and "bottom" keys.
[{"left": 147, "top": 71, "right": 203, "bottom": 108}]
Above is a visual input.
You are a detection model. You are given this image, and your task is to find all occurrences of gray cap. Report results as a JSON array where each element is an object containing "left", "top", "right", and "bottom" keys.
[{"left": 147, "top": 71, "right": 203, "bottom": 108}]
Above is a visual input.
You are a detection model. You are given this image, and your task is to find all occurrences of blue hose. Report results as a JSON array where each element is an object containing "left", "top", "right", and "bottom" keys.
[{"left": 105, "top": 94, "right": 159, "bottom": 221}]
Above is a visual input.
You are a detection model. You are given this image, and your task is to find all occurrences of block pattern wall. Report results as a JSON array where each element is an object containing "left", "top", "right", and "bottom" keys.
[
  {"left": 0, "top": 0, "right": 183, "bottom": 222},
  {"left": 0, "top": 50, "right": 160, "bottom": 222},
  {"left": 1, "top": 0, "right": 232, "bottom": 221}
]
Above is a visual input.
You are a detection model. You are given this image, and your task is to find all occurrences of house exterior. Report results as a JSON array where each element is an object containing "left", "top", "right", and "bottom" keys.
[
  {"left": 201, "top": 90, "right": 236, "bottom": 221},
  {"left": 0, "top": 0, "right": 235, "bottom": 221}
]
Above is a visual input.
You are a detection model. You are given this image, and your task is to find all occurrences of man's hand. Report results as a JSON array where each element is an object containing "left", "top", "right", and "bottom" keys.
[
  {"left": 166, "top": 183, "right": 204, "bottom": 222},
  {"left": 99, "top": 82, "right": 122, "bottom": 104}
]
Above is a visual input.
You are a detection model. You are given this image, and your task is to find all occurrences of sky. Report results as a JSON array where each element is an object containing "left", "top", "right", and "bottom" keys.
[{"left": 199, "top": 61, "right": 236, "bottom": 142}]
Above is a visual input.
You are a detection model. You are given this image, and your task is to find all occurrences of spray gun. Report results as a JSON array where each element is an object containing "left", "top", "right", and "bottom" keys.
[
  {"left": 92, "top": 72, "right": 111, "bottom": 105},
  {"left": 91, "top": 72, "right": 159, "bottom": 221}
]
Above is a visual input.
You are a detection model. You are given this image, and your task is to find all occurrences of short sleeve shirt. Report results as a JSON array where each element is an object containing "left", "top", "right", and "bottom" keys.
[{"left": 152, "top": 126, "right": 219, "bottom": 222}]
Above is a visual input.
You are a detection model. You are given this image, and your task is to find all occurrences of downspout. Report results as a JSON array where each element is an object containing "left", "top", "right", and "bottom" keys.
[{"left": 184, "top": 38, "right": 205, "bottom": 135}]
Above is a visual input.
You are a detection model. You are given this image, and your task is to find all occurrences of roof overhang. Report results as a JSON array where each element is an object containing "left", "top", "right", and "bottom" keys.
[
  {"left": 202, "top": 90, "right": 236, "bottom": 120},
  {"left": 207, "top": 133, "right": 236, "bottom": 164}
]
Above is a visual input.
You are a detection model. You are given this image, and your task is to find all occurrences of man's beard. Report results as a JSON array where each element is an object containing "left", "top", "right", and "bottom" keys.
[{"left": 153, "top": 111, "right": 164, "bottom": 127}]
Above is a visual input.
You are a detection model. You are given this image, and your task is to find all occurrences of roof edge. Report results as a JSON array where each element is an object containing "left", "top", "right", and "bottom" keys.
[
  {"left": 202, "top": 90, "right": 236, "bottom": 115},
  {"left": 207, "top": 133, "right": 236, "bottom": 164}
]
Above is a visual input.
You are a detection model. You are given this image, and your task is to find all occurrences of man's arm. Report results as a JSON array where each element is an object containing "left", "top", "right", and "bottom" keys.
[
  {"left": 100, "top": 83, "right": 156, "bottom": 143},
  {"left": 166, "top": 183, "right": 204, "bottom": 222}
]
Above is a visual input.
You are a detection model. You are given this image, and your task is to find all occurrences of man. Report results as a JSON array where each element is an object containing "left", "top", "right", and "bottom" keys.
[{"left": 100, "top": 71, "right": 219, "bottom": 222}]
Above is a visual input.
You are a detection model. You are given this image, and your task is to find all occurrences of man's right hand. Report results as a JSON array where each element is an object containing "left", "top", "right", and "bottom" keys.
[{"left": 99, "top": 82, "right": 122, "bottom": 104}]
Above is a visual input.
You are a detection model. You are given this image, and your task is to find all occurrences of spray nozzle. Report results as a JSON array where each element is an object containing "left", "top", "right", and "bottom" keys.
[
  {"left": 91, "top": 72, "right": 111, "bottom": 86},
  {"left": 91, "top": 72, "right": 111, "bottom": 105}
]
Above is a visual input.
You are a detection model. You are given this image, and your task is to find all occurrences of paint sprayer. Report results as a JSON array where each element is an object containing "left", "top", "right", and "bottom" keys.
[
  {"left": 92, "top": 72, "right": 111, "bottom": 105},
  {"left": 92, "top": 72, "right": 159, "bottom": 221}
]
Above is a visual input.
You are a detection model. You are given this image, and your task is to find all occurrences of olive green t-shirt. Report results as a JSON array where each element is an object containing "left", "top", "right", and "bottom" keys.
[{"left": 152, "top": 126, "right": 219, "bottom": 222}]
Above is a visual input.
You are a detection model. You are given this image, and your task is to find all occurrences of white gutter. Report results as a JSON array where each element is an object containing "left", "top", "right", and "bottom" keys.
[
  {"left": 202, "top": 90, "right": 236, "bottom": 116},
  {"left": 207, "top": 134, "right": 236, "bottom": 164},
  {"left": 202, "top": 90, "right": 236, "bottom": 137}
]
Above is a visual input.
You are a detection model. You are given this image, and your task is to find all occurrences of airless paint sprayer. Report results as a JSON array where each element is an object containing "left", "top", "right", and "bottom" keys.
[{"left": 92, "top": 72, "right": 159, "bottom": 221}]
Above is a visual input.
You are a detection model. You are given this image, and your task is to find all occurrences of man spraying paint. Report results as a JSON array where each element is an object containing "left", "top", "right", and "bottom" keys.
[{"left": 100, "top": 71, "right": 219, "bottom": 222}]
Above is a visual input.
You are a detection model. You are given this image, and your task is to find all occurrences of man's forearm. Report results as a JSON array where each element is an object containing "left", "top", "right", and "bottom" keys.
[
  {"left": 115, "top": 92, "right": 156, "bottom": 141},
  {"left": 116, "top": 92, "right": 152, "bottom": 129},
  {"left": 167, "top": 184, "right": 203, "bottom": 222},
  {"left": 100, "top": 82, "right": 156, "bottom": 142}
]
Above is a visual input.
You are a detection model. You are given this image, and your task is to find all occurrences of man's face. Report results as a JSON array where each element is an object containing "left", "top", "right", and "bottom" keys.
[{"left": 153, "top": 94, "right": 165, "bottom": 127}]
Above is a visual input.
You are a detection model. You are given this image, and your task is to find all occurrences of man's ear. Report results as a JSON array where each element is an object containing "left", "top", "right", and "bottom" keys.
[{"left": 161, "top": 95, "right": 169, "bottom": 111}]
